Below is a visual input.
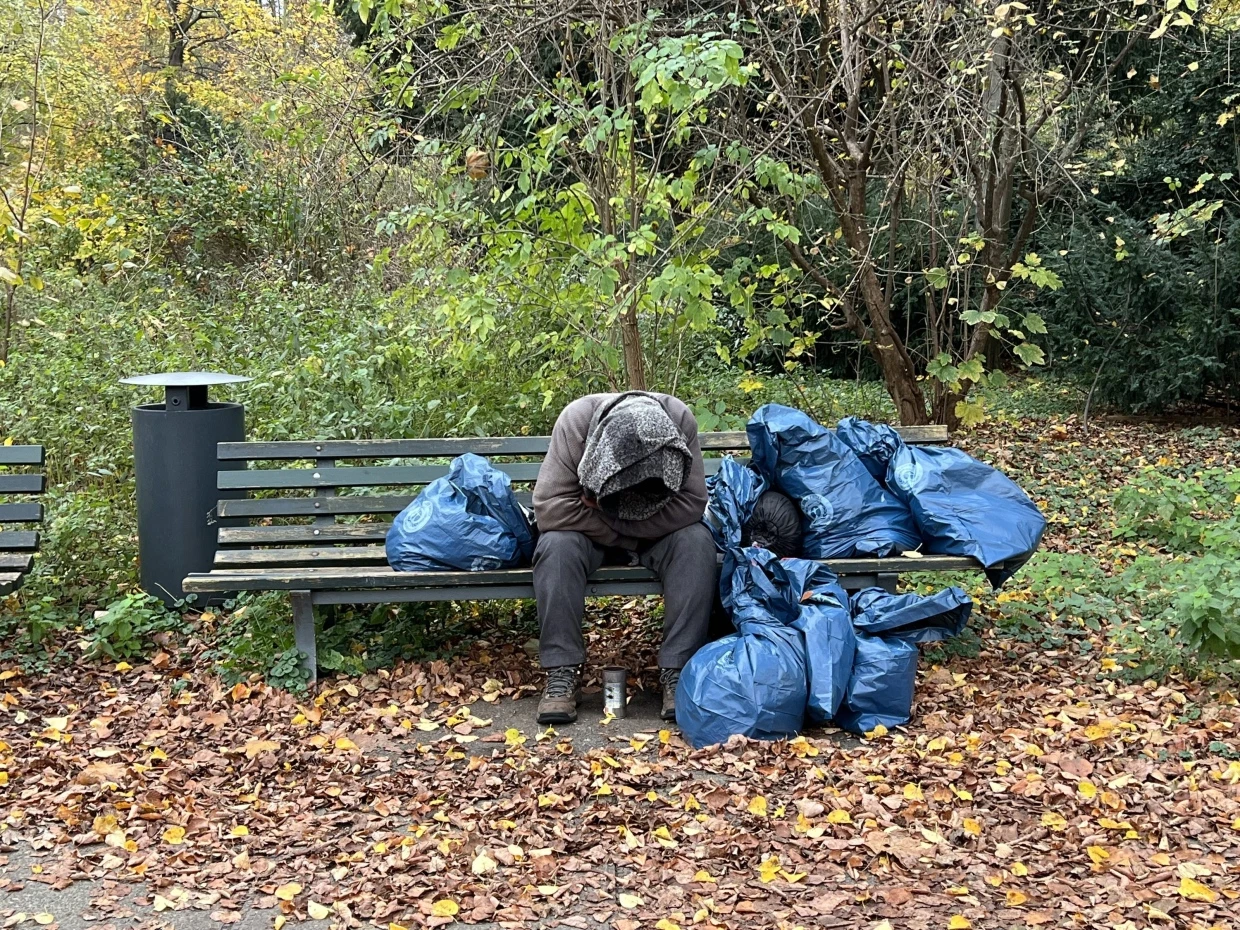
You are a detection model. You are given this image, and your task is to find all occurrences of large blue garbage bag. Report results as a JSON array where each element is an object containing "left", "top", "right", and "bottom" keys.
[
  {"left": 782, "top": 559, "right": 856, "bottom": 723},
  {"left": 386, "top": 453, "right": 535, "bottom": 572},
  {"left": 747, "top": 405, "right": 920, "bottom": 558},
  {"left": 704, "top": 457, "right": 767, "bottom": 551},
  {"left": 886, "top": 442, "right": 1046, "bottom": 587},
  {"left": 676, "top": 548, "right": 808, "bottom": 748},
  {"left": 835, "top": 587, "right": 972, "bottom": 735},
  {"left": 835, "top": 416, "right": 903, "bottom": 482}
]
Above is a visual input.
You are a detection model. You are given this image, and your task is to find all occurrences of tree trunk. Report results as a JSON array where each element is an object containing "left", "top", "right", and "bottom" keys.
[{"left": 620, "top": 301, "right": 646, "bottom": 391}]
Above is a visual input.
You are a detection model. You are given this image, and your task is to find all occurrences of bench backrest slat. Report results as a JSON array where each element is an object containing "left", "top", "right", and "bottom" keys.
[
  {"left": 0, "top": 503, "right": 43, "bottom": 523},
  {"left": 0, "top": 531, "right": 39, "bottom": 551},
  {"left": 0, "top": 474, "right": 45, "bottom": 495},
  {"left": 214, "top": 426, "right": 948, "bottom": 549},
  {"left": 0, "top": 445, "right": 45, "bottom": 466}
]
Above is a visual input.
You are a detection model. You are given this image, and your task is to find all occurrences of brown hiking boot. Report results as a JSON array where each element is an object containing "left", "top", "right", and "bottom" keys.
[
  {"left": 659, "top": 667, "right": 681, "bottom": 722},
  {"left": 537, "top": 665, "right": 582, "bottom": 725}
]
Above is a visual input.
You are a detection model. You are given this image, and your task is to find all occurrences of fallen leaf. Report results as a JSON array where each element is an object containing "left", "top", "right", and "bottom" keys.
[
  {"left": 903, "top": 783, "right": 924, "bottom": 801},
  {"left": 274, "top": 883, "right": 302, "bottom": 902},
  {"left": 471, "top": 851, "right": 497, "bottom": 876},
  {"left": 826, "top": 808, "right": 852, "bottom": 824},
  {"left": 1005, "top": 890, "right": 1028, "bottom": 907},
  {"left": 161, "top": 825, "right": 186, "bottom": 845},
  {"left": 618, "top": 894, "right": 643, "bottom": 909},
  {"left": 1078, "top": 779, "right": 1098, "bottom": 800},
  {"left": 430, "top": 900, "right": 459, "bottom": 918},
  {"left": 948, "top": 917, "right": 971, "bottom": 929},
  {"left": 307, "top": 902, "right": 331, "bottom": 920},
  {"left": 243, "top": 739, "right": 279, "bottom": 760},
  {"left": 747, "top": 795, "right": 768, "bottom": 817},
  {"left": 1178, "top": 876, "right": 1218, "bottom": 903},
  {"left": 962, "top": 818, "right": 982, "bottom": 836}
]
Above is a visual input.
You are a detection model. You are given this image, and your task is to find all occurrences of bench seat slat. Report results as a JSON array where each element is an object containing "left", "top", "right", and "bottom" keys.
[
  {"left": 0, "top": 475, "right": 45, "bottom": 494},
  {"left": 0, "top": 445, "right": 44, "bottom": 466},
  {"left": 0, "top": 573, "right": 23, "bottom": 596},
  {"left": 0, "top": 553, "right": 33, "bottom": 571},
  {"left": 185, "top": 555, "right": 985, "bottom": 593},
  {"left": 218, "top": 495, "right": 416, "bottom": 519},
  {"left": 0, "top": 531, "right": 39, "bottom": 551},
  {"left": 0, "top": 503, "right": 43, "bottom": 523}
]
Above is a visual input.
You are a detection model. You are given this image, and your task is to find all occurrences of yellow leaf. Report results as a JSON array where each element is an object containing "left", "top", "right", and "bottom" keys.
[
  {"left": 655, "top": 920, "right": 681, "bottom": 930},
  {"left": 781, "top": 870, "right": 807, "bottom": 883},
  {"left": 471, "top": 851, "right": 498, "bottom": 876},
  {"left": 693, "top": 869, "right": 715, "bottom": 883},
  {"left": 1005, "top": 889, "right": 1028, "bottom": 907},
  {"left": 826, "top": 808, "right": 852, "bottom": 824},
  {"left": 93, "top": 814, "right": 119, "bottom": 836},
  {"left": 230, "top": 825, "right": 249, "bottom": 837},
  {"left": 244, "top": 739, "right": 279, "bottom": 760},
  {"left": 747, "top": 796, "right": 768, "bottom": 817},
  {"left": 274, "top": 918, "right": 286, "bottom": 930},
  {"left": 1078, "top": 780, "right": 1098, "bottom": 800},
  {"left": 415, "top": 718, "right": 439, "bottom": 731},
  {"left": 903, "top": 783, "right": 924, "bottom": 801},
  {"left": 1178, "top": 876, "right": 1218, "bottom": 903},
  {"left": 1087, "top": 845, "right": 1109, "bottom": 865},
  {"left": 430, "top": 900, "right": 459, "bottom": 918},
  {"left": 307, "top": 901, "right": 331, "bottom": 920},
  {"left": 921, "top": 827, "right": 947, "bottom": 844},
  {"left": 658, "top": 729, "right": 671, "bottom": 744},
  {"left": 274, "top": 883, "right": 301, "bottom": 902},
  {"left": 985, "top": 875, "right": 1003, "bottom": 887},
  {"left": 948, "top": 916, "right": 971, "bottom": 929},
  {"left": 33, "top": 915, "right": 55, "bottom": 926},
  {"left": 333, "top": 737, "right": 358, "bottom": 751},
  {"left": 758, "top": 856, "right": 782, "bottom": 883},
  {"left": 1010, "top": 862, "right": 1029, "bottom": 877},
  {"left": 963, "top": 818, "right": 982, "bottom": 837},
  {"left": 618, "top": 894, "right": 643, "bottom": 909},
  {"left": 865, "top": 723, "right": 888, "bottom": 739},
  {"left": 161, "top": 825, "right": 186, "bottom": 845},
  {"left": 1041, "top": 811, "right": 1067, "bottom": 830},
  {"left": 504, "top": 728, "right": 525, "bottom": 747}
]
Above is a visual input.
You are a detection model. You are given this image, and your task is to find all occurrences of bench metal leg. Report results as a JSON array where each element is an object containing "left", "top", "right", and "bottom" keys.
[
  {"left": 876, "top": 573, "right": 899, "bottom": 594},
  {"left": 290, "top": 590, "right": 317, "bottom": 685}
]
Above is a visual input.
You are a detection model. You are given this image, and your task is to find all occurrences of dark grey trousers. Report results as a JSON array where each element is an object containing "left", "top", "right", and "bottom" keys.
[{"left": 533, "top": 522, "right": 717, "bottom": 669}]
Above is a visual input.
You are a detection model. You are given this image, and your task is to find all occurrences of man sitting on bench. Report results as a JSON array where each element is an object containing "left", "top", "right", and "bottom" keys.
[{"left": 532, "top": 392, "right": 717, "bottom": 724}]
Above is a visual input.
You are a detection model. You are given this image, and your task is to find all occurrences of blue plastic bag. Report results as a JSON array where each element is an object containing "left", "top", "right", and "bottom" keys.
[
  {"left": 747, "top": 405, "right": 920, "bottom": 559},
  {"left": 835, "top": 587, "right": 972, "bottom": 735},
  {"left": 386, "top": 453, "right": 535, "bottom": 572},
  {"left": 676, "top": 548, "right": 808, "bottom": 748},
  {"left": 704, "top": 457, "right": 767, "bottom": 551},
  {"left": 782, "top": 559, "right": 856, "bottom": 724},
  {"left": 886, "top": 442, "right": 1046, "bottom": 587},
  {"left": 835, "top": 416, "right": 903, "bottom": 482}
]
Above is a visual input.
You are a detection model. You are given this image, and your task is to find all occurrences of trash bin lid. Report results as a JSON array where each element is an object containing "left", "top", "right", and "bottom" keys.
[{"left": 120, "top": 372, "right": 253, "bottom": 387}]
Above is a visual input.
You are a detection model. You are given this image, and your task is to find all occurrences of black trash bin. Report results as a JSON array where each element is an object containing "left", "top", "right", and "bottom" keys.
[{"left": 122, "top": 372, "right": 251, "bottom": 605}]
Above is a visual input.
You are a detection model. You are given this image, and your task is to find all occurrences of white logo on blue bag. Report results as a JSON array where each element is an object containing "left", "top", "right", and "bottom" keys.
[
  {"left": 470, "top": 556, "right": 502, "bottom": 571},
  {"left": 801, "top": 493, "right": 836, "bottom": 529},
  {"left": 399, "top": 501, "right": 434, "bottom": 534},
  {"left": 893, "top": 457, "right": 925, "bottom": 492}
]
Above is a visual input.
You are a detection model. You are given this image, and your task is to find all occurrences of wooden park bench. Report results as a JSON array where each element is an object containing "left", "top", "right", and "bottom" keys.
[
  {"left": 183, "top": 427, "right": 988, "bottom": 680},
  {"left": 0, "top": 445, "right": 45, "bottom": 597}
]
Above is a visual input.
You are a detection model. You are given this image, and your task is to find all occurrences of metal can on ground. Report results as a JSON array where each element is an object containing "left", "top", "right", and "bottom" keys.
[{"left": 602, "top": 666, "right": 628, "bottom": 718}]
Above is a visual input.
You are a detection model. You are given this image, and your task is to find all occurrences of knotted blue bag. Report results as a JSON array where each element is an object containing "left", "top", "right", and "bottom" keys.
[
  {"left": 782, "top": 558, "right": 856, "bottom": 724},
  {"left": 835, "top": 587, "right": 972, "bottom": 735},
  {"left": 835, "top": 416, "right": 904, "bottom": 482},
  {"left": 886, "top": 442, "right": 1046, "bottom": 588},
  {"left": 747, "top": 404, "right": 920, "bottom": 558},
  {"left": 676, "top": 548, "right": 808, "bottom": 748},
  {"left": 704, "top": 457, "right": 767, "bottom": 551},
  {"left": 386, "top": 453, "right": 535, "bottom": 572}
]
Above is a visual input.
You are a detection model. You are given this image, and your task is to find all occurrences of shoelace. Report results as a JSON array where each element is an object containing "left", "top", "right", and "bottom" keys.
[
  {"left": 659, "top": 668, "right": 680, "bottom": 689},
  {"left": 543, "top": 666, "right": 579, "bottom": 698}
]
